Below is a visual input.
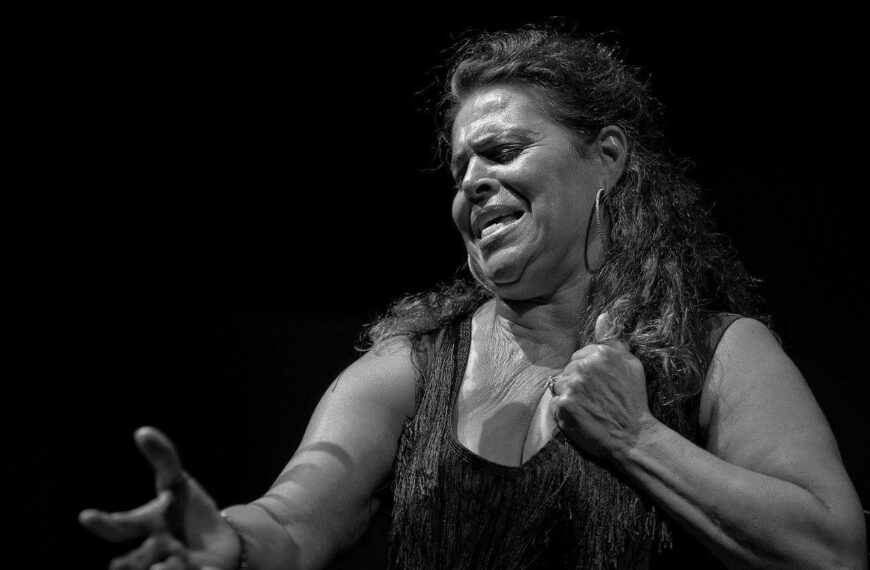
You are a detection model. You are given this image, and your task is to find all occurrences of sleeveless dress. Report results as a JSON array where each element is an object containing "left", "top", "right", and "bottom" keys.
[{"left": 386, "top": 313, "right": 742, "bottom": 570}]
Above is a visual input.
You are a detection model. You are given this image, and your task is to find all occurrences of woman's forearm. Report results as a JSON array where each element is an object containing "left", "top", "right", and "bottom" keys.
[
  {"left": 222, "top": 504, "right": 304, "bottom": 570},
  {"left": 222, "top": 486, "right": 379, "bottom": 570},
  {"left": 612, "top": 419, "right": 865, "bottom": 569}
]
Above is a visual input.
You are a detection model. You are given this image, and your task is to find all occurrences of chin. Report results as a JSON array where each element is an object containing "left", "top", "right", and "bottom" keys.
[
  {"left": 474, "top": 246, "right": 543, "bottom": 298},
  {"left": 487, "top": 265, "right": 536, "bottom": 300},
  {"left": 481, "top": 255, "right": 523, "bottom": 286},
  {"left": 487, "top": 261, "right": 569, "bottom": 302}
]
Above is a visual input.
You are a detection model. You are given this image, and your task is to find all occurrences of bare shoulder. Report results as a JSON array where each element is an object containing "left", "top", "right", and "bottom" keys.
[
  {"left": 344, "top": 336, "right": 418, "bottom": 410},
  {"left": 699, "top": 317, "right": 827, "bottom": 457},
  {"left": 290, "top": 334, "right": 419, "bottom": 479},
  {"left": 698, "top": 317, "right": 856, "bottom": 498},
  {"left": 321, "top": 335, "right": 419, "bottom": 424}
]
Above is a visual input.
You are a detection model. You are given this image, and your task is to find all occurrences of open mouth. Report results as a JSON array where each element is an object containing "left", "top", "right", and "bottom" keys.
[{"left": 478, "top": 212, "right": 523, "bottom": 240}]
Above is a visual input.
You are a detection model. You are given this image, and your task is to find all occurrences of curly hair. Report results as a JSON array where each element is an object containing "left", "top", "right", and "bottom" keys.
[{"left": 366, "top": 25, "right": 769, "bottom": 430}]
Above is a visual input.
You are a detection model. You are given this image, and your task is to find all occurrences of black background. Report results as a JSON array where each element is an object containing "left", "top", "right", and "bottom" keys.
[{"left": 5, "top": 8, "right": 867, "bottom": 568}]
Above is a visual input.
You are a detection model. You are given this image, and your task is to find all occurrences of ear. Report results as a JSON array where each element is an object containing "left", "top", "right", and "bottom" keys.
[{"left": 594, "top": 125, "right": 628, "bottom": 191}]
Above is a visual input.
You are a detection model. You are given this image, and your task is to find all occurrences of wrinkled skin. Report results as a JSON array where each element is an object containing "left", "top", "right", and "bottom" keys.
[{"left": 550, "top": 312, "right": 654, "bottom": 460}]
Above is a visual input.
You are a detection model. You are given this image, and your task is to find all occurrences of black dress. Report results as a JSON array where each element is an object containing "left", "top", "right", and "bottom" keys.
[{"left": 386, "top": 313, "right": 742, "bottom": 569}]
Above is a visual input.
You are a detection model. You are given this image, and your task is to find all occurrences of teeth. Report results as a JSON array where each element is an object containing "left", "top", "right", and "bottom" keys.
[
  {"left": 481, "top": 221, "right": 507, "bottom": 239},
  {"left": 479, "top": 213, "right": 521, "bottom": 240}
]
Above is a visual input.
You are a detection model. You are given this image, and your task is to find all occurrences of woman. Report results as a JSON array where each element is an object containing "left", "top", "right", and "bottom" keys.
[{"left": 80, "top": 27, "right": 867, "bottom": 569}]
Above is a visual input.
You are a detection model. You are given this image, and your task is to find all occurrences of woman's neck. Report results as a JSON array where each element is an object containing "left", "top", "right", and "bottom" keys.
[{"left": 479, "top": 285, "right": 586, "bottom": 369}]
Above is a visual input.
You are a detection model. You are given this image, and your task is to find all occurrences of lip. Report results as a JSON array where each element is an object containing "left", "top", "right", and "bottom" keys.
[
  {"left": 471, "top": 204, "right": 526, "bottom": 240},
  {"left": 477, "top": 212, "right": 526, "bottom": 248}
]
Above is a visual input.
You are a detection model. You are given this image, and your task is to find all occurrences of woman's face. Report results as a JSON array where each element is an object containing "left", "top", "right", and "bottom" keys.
[{"left": 451, "top": 83, "right": 603, "bottom": 301}]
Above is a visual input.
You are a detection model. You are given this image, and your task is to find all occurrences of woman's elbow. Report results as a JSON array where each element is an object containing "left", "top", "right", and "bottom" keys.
[{"left": 816, "top": 504, "right": 867, "bottom": 570}]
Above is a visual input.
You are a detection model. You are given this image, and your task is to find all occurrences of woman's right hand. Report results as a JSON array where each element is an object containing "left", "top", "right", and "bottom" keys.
[{"left": 79, "top": 427, "right": 241, "bottom": 570}]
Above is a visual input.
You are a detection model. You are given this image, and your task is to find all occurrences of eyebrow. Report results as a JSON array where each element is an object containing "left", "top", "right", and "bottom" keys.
[{"left": 450, "top": 127, "right": 538, "bottom": 177}]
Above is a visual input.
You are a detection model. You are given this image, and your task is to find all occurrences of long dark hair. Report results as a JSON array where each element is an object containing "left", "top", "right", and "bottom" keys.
[{"left": 366, "top": 25, "right": 769, "bottom": 431}]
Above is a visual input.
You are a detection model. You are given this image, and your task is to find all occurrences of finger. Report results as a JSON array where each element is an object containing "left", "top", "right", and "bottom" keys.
[
  {"left": 569, "top": 344, "right": 600, "bottom": 360},
  {"left": 149, "top": 554, "right": 187, "bottom": 570},
  {"left": 79, "top": 491, "right": 172, "bottom": 542},
  {"left": 594, "top": 312, "right": 631, "bottom": 353},
  {"left": 549, "top": 395, "right": 569, "bottom": 428},
  {"left": 108, "top": 534, "right": 184, "bottom": 570},
  {"left": 135, "top": 427, "right": 186, "bottom": 492},
  {"left": 549, "top": 374, "right": 569, "bottom": 397}
]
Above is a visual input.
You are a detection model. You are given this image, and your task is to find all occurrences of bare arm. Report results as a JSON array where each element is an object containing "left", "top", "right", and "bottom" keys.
[
  {"left": 79, "top": 338, "right": 417, "bottom": 570},
  {"left": 223, "top": 337, "right": 418, "bottom": 569},
  {"left": 613, "top": 318, "right": 866, "bottom": 568}
]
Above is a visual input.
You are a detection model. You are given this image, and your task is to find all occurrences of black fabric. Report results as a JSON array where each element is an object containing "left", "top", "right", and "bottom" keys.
[{"left": 387, "top": 312, "right": 743, "bottom": 569}]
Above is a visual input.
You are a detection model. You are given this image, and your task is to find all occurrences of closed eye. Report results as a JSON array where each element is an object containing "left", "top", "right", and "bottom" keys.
[
  {"left": 451, "top": 144, "right": 526, "bottom": 191},
  {"left": 487, "top": 145, "right": 523, "bottom": 163}
]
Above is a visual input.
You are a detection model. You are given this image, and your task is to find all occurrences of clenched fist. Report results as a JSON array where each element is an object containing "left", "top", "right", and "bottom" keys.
[{"left": 549, "top": 313, "right": 657, "bottom": 459}]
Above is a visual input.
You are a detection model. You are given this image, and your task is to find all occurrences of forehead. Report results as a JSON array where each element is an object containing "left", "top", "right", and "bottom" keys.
[{"left": 451, "top": 85, "right": 553, "bottom": 151}]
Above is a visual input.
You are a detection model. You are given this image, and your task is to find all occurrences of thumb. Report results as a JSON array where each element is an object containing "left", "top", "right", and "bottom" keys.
[
  {"left": 135, "top": 426, "right": 187, "bottom": 492},
  {"left": 595, "top": 311, "right": 632, "bottom": 354},
  {"left": 594, "top": 311, "right": 612, "bottom": 343},
  {"left": 79, "top": 491, "right": 173, "bottom": 542}
]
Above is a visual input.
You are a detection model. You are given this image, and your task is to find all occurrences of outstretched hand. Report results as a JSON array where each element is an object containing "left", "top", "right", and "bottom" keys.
[
  {"left": 79, "top": 427, "right": 240, "bottom": 570},
  {"left": 549, "top": 313, "right": 657, "bottom": 459}
]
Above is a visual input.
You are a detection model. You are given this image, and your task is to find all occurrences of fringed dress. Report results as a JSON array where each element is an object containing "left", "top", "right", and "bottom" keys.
[{"left": 387, "top": 313, "right": 741, "bottom": 569}]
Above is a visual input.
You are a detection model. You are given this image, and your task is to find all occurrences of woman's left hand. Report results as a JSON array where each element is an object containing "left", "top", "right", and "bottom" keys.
[{"left": 550, "top": 313, "right": 656, "bottom": 459}]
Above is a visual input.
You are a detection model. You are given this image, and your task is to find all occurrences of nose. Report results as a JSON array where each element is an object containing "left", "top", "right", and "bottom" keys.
[{"left": 460, "top": 158, "right": 500, "bottom": 202}]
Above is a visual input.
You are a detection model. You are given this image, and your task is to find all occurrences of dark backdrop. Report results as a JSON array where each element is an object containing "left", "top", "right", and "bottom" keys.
[{"left": 5, "top": 9, "right": 866, "bottom": 568}]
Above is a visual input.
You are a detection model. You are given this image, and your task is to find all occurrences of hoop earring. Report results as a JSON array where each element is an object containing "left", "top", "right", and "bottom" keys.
[
  {"left": 596, "top": 186, "right": 609, "bottom": 255},
  {"left": 584, "top": 187, "right": 608, "bottom": 273},
  {"left": 468, "top": 254, "right": 495, "bottom": 296}
]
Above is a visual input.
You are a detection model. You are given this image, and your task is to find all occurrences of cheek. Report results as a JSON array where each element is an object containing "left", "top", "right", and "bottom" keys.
[
  {"left": 451, "top": 192, "right": 472, "bottom": 238},
  {"left": 537, "top": 192, "right": 592, "bottom": 253}
]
